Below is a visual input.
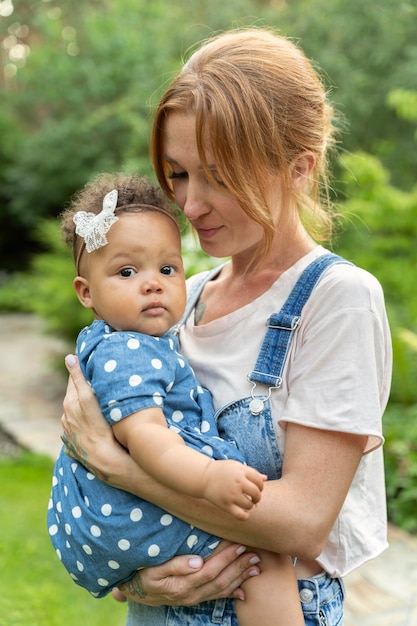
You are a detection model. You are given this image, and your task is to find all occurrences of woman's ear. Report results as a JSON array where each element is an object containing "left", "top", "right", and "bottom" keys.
[
  {"left": 73, "top": 276, "right": 94, "bottom": 309},
  {"left": 291, "top": 152, "right": 316, "bottom": 191}
]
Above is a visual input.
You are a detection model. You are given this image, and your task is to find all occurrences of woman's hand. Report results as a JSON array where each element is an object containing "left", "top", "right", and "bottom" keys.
[
  {"left": 118, "top": 542, "right": 261, "bottom": 606},
  {"left": 61, "top": 367, "right": 262, "bottom": 608},
  {"left": 61, "top": 354, "right": 129, "bottom": 482}
]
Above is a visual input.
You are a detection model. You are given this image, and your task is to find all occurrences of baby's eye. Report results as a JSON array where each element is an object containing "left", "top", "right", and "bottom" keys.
[
  {"left": 119, "top": 267, "right": 136, "bottom": 278},
  {"left": 160, "top": 265, "right": 176, "bottom": 276}
]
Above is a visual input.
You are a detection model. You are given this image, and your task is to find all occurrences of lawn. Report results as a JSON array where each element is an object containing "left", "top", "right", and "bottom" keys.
[{"left": 0, "top": 452, "right": 126, "bottom": 626}]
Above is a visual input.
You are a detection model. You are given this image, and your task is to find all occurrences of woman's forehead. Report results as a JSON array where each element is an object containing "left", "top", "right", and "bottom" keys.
[{"left": 164, "top": 113, "right": 215, "bottom": 160}]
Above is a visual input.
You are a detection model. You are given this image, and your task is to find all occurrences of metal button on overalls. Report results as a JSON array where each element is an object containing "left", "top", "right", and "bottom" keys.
[{"left": 299, "top": 588, "right": 314, "bottom": 604}]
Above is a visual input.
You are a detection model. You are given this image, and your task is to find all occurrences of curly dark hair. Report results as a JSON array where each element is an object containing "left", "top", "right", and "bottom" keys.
[{"left": 60, "top": 172, "right": 179, "bottom": 272}]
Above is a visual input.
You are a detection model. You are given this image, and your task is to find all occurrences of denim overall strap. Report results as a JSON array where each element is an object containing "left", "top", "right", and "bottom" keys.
[
  {"left": 248, "top": 254, "right": 348, "bottom": 397},
  {"left": 171, "top": 264, "right": 225, "bottom": 336}
]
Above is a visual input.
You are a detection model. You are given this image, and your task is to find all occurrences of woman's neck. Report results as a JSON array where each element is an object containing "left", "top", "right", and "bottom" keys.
[
  {"left": 195, "top": 225, "right": 317, "bottom": 325},
  {"left": 230, "top": 222, "right": 316, "bottom": 282}
]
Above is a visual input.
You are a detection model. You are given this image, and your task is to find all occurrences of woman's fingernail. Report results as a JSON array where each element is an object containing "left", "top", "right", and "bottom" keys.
[
  {"left": 236, "top": 545, "right": 247, "bottom": 556},
  {"left": 249, "top": 568, "right": 260, "bottom": 576},
  {"left": 189, "top": 557, "right": 203, "bottom": 569},
  {"left": 65, "top": 354, "right": 77, "bottom": 367},
  {"left": 249, "top": 556, "right": 261, "bottom": 565}
]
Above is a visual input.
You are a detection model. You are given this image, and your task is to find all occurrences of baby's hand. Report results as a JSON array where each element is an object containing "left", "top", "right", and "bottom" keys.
[{"left": 204, "top": 461, "right": 266, "bottom": 520}]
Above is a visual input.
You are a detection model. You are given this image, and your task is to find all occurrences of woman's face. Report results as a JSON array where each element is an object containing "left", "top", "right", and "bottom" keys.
[{"left": 162, "top": 112, "right": 267, "bottom": 261}]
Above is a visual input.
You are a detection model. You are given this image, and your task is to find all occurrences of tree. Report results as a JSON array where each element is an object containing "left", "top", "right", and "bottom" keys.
[
  {"left": 1, "top": 0, "right": 416, "bottom": 270},
  {"left": 278, "top": 0, "right": 417, "bottom": 189},
  {"left": 336, "top": 127, "right": 417, "bottom": 404},
  {"left": 1, "top": 1, "right": 163, "bottom": 268}
]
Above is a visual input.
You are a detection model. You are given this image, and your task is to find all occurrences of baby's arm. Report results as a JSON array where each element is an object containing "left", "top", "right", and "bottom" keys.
[{"left": 112, "top": 408, "right": 266, "bottom": 521}]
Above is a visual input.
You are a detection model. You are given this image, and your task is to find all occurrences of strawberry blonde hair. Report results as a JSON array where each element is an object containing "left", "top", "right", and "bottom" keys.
[{"left": 151, "top": 28, "right": 337, "bottom": 266}]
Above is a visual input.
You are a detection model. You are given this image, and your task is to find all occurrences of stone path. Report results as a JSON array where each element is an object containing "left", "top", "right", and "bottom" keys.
[
  {"left": 0, "top": 313, "right": 416, "bottom": 625},
  {"left": 0, "top": 313, "right": 67, "bottom": 459}
]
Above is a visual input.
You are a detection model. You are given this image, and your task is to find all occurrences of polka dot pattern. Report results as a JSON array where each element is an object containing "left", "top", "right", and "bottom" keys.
[{"left": 47, "top": 320, "right": 246, "bottom": 598}]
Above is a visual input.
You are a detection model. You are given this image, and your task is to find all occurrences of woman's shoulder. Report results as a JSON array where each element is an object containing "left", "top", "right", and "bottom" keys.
[
  {"left": 324, "top": 255, "right": 383, "bottom": 294},
  {"left": 309, "top": 253, "right": 386, "bottom": 316}
]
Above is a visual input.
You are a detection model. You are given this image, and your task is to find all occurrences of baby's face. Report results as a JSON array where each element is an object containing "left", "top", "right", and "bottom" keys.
[{"left": 85, "top": 211, "right": 186, "bottom": 336}]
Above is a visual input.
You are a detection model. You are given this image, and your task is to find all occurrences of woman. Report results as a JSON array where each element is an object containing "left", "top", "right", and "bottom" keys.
[{"left": 61, "top": 28, "right": 392, "bottom": 625}]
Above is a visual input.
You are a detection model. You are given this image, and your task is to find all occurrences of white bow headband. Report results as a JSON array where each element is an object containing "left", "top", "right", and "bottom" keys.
[{"left": 73, "top": 188, "right": 119, "bottom": 253}]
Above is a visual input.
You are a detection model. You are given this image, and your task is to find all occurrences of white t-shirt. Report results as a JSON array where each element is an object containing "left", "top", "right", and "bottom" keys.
[{"left": 179, "top": 246, "right": 392, "bottom": 577}]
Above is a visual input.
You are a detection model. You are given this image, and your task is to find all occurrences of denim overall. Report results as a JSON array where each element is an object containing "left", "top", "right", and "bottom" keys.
[{"left": 127, "top": 253, "right": 347, "bottom": 626}]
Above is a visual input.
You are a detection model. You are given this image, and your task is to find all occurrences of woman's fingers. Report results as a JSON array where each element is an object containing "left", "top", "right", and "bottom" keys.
[
  {"left": 198, "top": 543, "right": 261, "bottom": 600},
  {"left": 62, "top": 354, "right": 107, "bottom": 435},
  {"left": 64, "top": 354, "right": 94, "bottom": 405},
  {"left": 124, "top": 543, "right": 261, "bottom": 606}
]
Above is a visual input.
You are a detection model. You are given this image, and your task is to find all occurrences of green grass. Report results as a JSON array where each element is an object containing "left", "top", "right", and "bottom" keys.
[{"left": 0, "top": 452, "right": 126, "bottom": 626}]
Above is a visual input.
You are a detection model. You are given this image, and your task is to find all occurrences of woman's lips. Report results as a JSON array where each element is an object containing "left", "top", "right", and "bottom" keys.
[{"left": 195, "top": 226, "right": 222, "bottom": 240}]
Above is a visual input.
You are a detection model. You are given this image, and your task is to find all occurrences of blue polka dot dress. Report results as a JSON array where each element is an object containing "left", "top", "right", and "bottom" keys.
[{"left": 48, "top": 320, "right": 244, "bottom": 597}]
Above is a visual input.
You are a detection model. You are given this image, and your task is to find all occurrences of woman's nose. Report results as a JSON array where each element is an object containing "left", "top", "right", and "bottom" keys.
[
  {"left": 182, "top": 181, "right": 211, "bottom": 221},
  {"left": 183, "top": 201, "right": 207, "bottom": 221}
]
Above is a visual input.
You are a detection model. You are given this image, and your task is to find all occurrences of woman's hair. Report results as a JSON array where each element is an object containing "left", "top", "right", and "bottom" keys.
[
  {"left": 60, "top": 172, "right": 179, "bottom": 272},
  {"left": 151, "top": 28, "right": 338, "bottom": 265}
]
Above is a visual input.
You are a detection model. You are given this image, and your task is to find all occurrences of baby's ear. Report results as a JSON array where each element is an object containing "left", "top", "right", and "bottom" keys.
[{"left": 73, "top": 276, "right": 94, "bottom": 309}]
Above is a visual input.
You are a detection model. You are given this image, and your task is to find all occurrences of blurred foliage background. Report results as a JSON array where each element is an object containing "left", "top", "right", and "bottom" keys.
[{"left": 1, "top": 0, "right": 416, "bottom": 532}]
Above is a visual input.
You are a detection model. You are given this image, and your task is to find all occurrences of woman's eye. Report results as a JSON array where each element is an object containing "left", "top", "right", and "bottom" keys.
[
  {"left": 168, "top": 171, "right": 187, "bottom": 180},
  {"left": 119, "top": 268, "right": 136, "bottom": 278},
  {"left": 208, "top": 170, "right": 226, "bottom": 188},
  {"left": 160, "top": 265, "right": 175, "bottom": 276}
]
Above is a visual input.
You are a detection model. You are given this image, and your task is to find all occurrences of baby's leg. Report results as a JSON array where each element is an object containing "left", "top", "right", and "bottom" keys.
[{"left": 236, "top": 549, "right": 304, "bottom": 625}]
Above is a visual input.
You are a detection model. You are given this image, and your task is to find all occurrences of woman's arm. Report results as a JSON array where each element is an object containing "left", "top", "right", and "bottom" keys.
[
  {"left": 62, "top": 356, "right": 262, "bottom": 606},
  {"left": 62, "top": 355, "right": 366, "bottom": 560}
]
